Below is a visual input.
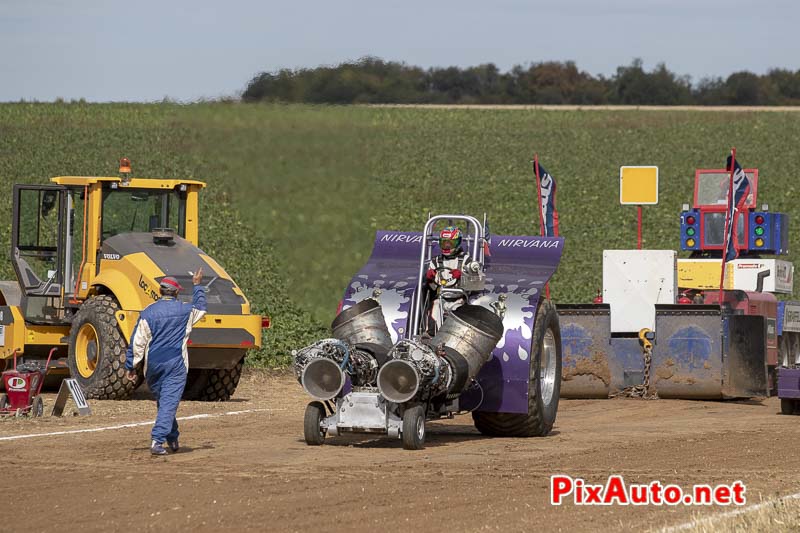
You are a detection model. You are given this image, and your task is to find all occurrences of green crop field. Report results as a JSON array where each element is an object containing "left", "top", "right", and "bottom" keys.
[{"left": 1, "top": 103, "right": 799, "bottom": 366}]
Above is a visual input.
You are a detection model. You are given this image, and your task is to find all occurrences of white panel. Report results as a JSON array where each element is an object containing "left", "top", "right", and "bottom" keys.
[
  {"left": 729, "top": 259, "right": 794, "bottom": 294},
  {"left": 603, "top": 250, "right": 677, "bottom": 333},
  {"left": 783, "top": 303, "right": 800, "bottom": 333}
]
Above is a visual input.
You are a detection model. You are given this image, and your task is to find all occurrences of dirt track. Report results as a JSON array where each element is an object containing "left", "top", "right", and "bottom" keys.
[{"left": 2, "top": 371, "right": 800, "bottom": 533}]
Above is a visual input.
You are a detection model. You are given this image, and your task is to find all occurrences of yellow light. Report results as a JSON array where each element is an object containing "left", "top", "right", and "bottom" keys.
[
  {"left": 686, "top": 238, "right": 696, "bottom": 247},
  {"left": 755, "top": 238, "right": 764, "bottom": 247},
  {"left": 119, "top": 157, "right": 132, "bottom": 174}
]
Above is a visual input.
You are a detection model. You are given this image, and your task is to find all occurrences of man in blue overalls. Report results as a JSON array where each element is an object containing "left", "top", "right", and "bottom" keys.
[{"left": 126, "top": 268, "right": 206, "bottom": 455}]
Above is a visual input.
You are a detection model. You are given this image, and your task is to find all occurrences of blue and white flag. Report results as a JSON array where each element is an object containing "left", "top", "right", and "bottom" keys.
[
  {"left": 723, "top": 155, "right": 751, "bottom": 262},
  {"left": 536, "top": 162, "right": 559, "bottom": 237}
]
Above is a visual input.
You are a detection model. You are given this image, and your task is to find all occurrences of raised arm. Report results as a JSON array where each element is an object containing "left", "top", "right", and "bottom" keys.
[{"left": 190, "top": 266, "right": 207, "bottom": 324}]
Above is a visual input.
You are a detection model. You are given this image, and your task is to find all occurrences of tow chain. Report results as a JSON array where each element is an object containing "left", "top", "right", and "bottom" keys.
[{"left": 611, "top": 332, "right": 659, "bottom": 400}]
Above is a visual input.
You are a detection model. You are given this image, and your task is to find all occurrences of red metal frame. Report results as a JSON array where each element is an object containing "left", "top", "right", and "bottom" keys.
[
  {"left": 697, "top": 207, "right": 750, "bottom": 251},
  {"left": 693, "top": 168, "right": 759, "bottom": 209}
]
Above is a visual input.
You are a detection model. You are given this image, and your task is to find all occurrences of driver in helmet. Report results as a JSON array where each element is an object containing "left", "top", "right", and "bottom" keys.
[{"left": 424, "top": 226, "right": 476, "bottom": 331}]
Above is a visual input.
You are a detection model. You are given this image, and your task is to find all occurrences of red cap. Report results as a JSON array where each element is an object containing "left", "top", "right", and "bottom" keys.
[{"left": 160, "top": 277, "right": 183, "bottom": 291}]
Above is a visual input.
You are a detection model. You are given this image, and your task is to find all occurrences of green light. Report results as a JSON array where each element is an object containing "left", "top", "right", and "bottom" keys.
[
  {"left": 755, "top": 226, "right": 764, "bottom": 236},
  {"left": 686, "top": 227, "right": 695, "bottom": 236}
]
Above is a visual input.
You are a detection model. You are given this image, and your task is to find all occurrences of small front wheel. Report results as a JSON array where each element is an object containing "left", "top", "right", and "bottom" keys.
[
  {"left": 402, "top": 405, "right": 426, "bottom": 450},
  {"left": 304, "top": 401, "right": 326, "bottom": 445},
  {"left": 31, "top": 396, "right": 44, "bottom": 417},
  {"left": 0, "top": 393, "right": 7, "bottom": 410}
]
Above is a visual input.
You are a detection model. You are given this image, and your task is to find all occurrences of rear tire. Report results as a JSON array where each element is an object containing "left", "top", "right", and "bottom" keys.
[
  {"left": 304, "top": 401, "right": 326, "bottom": 445},
  {"left": 402, "top": 404, "right": 426, "bottom": 450},
  {"left": 182, "top": 358, "right": 244, "bottom": 401},
  {"left": 67, "top": 295, "right": 140, "bottom": 400},
  {"left": 31, "top": 395, "right": 43, "bottom": 417},
  {"left": 781, "top": 398, "right": 797, "bottom": 415},
  {"left": 473, "top": 299, "right": 562, "bottom": 437}
]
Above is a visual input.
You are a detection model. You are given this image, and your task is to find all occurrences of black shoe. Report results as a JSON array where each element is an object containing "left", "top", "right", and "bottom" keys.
[
  {"left": 167, "top": 439, "right": 179, "bottom": 452},
  {"left": 150, "top": 440, "right": 168, "bottom": 456}
]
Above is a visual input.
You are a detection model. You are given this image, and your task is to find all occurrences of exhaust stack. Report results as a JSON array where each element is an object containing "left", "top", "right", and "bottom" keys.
[
  {"left": 377, "top": 305, "right": 503, "bottom": 403},
  {"left": 331, "top": 298, "right": 393, "bottom": 364}
]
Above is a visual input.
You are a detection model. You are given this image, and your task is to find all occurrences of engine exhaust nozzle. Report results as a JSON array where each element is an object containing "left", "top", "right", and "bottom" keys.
[
  {"left": 301, "top": 358, "right": 345, "bottom": 401},
  {"left": 377, "top": 359, "right": 420, "bottom": 404}
]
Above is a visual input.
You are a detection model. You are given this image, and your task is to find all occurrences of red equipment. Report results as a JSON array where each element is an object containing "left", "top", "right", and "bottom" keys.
[{"left": 0, "top": 348, "right": 57, "bottom": 417}]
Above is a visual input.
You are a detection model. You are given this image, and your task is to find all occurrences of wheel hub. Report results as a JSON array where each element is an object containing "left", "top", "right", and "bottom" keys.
[
  {"left": 540, "top": 329, "right": 557, "bottom": 405},
  {"left": 75, "top": 323, "right": 100, "bottom": 379}
]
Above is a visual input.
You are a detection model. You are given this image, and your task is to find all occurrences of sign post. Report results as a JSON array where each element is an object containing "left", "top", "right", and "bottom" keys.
[
  {"left": 719, "top": 147, "right": 737, "bottom": 303},
  {"left": 620, "top": 166, "right": 659, "bottom": 249}
]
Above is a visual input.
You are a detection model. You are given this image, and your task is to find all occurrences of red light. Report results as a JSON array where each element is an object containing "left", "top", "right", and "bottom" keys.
[
  {"left": 686, "top": 215, "right": 696, "bottom": 225},
  {"left": 261, "top": 316, "right": 271, "bottom": 329},
  {"left": 755, "top": 215, "right": 764, "bottom": 225},
  {"left": 240, "top": 341, "right": 254, "bottom": 347}
]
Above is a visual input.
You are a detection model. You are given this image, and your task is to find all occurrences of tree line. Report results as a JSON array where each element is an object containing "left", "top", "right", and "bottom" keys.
[{"left": 242, "top": 57, "right": 800, "bottom": 106}]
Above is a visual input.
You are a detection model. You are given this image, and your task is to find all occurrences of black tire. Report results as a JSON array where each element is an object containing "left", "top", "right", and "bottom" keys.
[
  {"left": 304, "top": 401, "right": 326, "bottom": 445},
  {"left": 402, "top": 404, "right": 426, "bottom": 450},
  {"left": 67, "top": 295, "right": 140, "bottom": 400},
  {"left": 473, "top": 299, "right": 562, "bottom": 437},
  {"left": 31, "top": 395, "right": 43, "bottom": 417},
  {"left": 781, "top": 398, "right": 796, "bottom": 415},
  {"left": 182, "top": 357, "right": 244, "bottom": 402},
  {"left": 0, "top": 393, "right": 7, "bottom": 410}
]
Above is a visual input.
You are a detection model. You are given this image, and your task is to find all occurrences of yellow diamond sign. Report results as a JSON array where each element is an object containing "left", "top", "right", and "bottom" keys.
[{"left": 620, "top": 166, "right": 658, "bottom": 205}]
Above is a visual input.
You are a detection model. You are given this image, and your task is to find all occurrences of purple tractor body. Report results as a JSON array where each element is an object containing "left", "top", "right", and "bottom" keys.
[
  {"left": 340, "top": 230, "right": 563, "bottom": 414},
  {"left": 294, "top": 215, "right": 565, "bottom": 449}
]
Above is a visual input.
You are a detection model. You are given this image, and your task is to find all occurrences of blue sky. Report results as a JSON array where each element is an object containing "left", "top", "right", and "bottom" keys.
[{"left": 1, "top": 0, "right": 798, "bottom": 102}]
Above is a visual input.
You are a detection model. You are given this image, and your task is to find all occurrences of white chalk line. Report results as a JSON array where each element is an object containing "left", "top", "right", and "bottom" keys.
[
  {"left": 661, "top": 491, "right": 800, "bottom": 532},
  {"left": 0, "top": 407, "right": 285, "bottom": 442}
]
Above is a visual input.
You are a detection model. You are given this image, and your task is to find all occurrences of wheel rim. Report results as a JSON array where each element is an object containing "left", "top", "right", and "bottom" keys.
[
  {"left": 540, "top": 328, "right": 557, "bottom": 405},
  {"left": 416, "top": 415, "right": 425, "bottom": 441},
  {"left": 75, "top": 323, "right": 99, "bottom": 379}
]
